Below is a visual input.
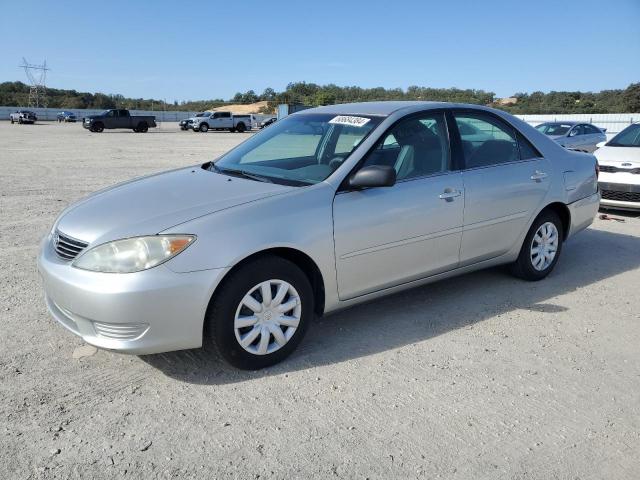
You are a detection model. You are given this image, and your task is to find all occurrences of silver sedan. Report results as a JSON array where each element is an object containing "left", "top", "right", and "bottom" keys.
[
  {"left": 535, "top": 121, "right": 607, "bottom": 153},
  {"left": 38, "top": 102, "right": 600, "bottom": 369}
]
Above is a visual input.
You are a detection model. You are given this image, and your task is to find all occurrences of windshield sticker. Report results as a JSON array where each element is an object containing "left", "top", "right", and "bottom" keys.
[{"left": 329, "top": 115, "right": 371, "bottom": 127}]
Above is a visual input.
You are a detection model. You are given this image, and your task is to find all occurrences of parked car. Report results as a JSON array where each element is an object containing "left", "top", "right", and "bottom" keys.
[
  {"left": 191, "top": 111, "right": 251, "bottom": 133},
  {"left": 594, "top": 122, "right": 640, "bottom": 210},
  {"left": 179, "top": 113, "right": 205, "bottom": 131},
  {"left": 260, "top": 117, "right": 277, "bottom": 129},
  {"left": 9, "top": 110, "right": 37, "bottom": 124},
  {"left": 38, "top": 102, "right": 599, "bottom": 369},
  {"left": 57, "top": 111, "right": 77, "bottom": 122},
  {"left": 82, "top": 109, "right": 156, "bottom": 133},
  {"left": 535, "top": 121, "right": 606, "bottom": 153}
]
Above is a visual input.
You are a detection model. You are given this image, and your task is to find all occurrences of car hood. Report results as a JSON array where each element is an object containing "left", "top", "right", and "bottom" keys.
[
  {"left": 56, "top": 166, "right": 294, "bottom": 245},
  {"left": 549, "top": 135, "right": 566, "bottom": 140},
  {"left": 595, "top": 145, "right": 640, "bottom": 165}
]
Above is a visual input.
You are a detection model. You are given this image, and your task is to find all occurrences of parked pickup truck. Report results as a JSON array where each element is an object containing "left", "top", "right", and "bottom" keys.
[
  {"left": 83, "top": 109, "right": 157, "bottom": 133},
  {"left": 190, "top": 111, "right": 251, "bottom": 133},
  {"left": 10, "top": 110, "right": 37, "bottom": 124}
]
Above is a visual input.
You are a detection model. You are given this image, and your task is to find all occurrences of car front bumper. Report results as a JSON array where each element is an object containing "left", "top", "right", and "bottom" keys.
[
  {"left": 37, "top": 235, "right": 227, "bottom": 354},
  {"left": 598, "top": 180, "right": 640, "bottom": 210}
]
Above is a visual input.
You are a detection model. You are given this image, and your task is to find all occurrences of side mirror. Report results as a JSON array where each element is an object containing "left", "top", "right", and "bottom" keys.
[
  {"left": 568, "top": 129, "right": 578, "bottom": 137},
  {"left": 349, "top": 165, "right": 396, "bottom": 189}
]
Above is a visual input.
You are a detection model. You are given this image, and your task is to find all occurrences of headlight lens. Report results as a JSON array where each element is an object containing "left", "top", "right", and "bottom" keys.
[{"left": 73, "top": 235, "right": 195, "bottom": 273}]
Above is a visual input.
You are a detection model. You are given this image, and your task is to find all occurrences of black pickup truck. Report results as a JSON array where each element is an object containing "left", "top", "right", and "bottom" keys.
[{"left": 83, "top": 109, "right": 157, "bottom": 133}]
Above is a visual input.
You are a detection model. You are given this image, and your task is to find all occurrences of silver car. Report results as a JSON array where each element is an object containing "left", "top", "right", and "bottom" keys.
[
  {"left": 535, "top": 121, "right": 606, "bottom": 153},
  {"left": 38, "top": 102, "right": 600, "bottom": 369}
]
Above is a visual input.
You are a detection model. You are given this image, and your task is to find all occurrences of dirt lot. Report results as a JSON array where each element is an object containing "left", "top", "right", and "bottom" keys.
[{"left": 1, "top": 121, "right": 639, "bottom": 479}]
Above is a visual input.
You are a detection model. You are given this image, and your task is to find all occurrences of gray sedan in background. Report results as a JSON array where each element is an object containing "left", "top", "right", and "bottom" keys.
[
  {"left": 38, "top": 102, "right": 600, "bottom": 369},
  {"left": 535, "top": 121, "right": 606, "bottom": 153}
]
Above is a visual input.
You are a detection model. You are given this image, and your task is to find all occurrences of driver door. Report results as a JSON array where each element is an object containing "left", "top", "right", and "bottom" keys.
[{"left": 333, "top": 112, "right": 464, "bottom": 300}]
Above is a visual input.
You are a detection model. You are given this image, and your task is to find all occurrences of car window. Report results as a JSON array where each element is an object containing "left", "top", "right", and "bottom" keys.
[
  {"left": 583, "top": 124, "right": 600, "bottom": 135},
  {"left": 361, "top": 112, "right": 450, "bottom": 181},
  {"left": 455, "top": 113, "right": 519, "bottom": 168},
  {"left": 221, "top": 112, "right": 231, "bottom": 118},
  {"left": 516, "top": 132, "right": 541, "bottom": 160},
  {"left": 607, "top": 124, "right": 640, "bottom": 147},
  {"left": 216, "top": 113, "right": 381, "bottom": 185},
  {"left": 106, "top": 110, "right": 115, "bottom": 117}
]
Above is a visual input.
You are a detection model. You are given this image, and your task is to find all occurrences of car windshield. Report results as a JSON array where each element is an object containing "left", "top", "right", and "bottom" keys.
[
  {"left": 195, "top": 113, "right": 205, "bottom": 117},
  {"left": 212, "top": 113, "right": 382, "bottom": 186},
  {"left": 536, "top": 123, "right": 572, "bottom": 136},
  {"left": 607, "top": 124, "right": 640, "bottom": 147}
]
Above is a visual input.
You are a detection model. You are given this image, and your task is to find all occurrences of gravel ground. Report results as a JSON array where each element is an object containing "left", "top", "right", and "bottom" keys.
[{"left": 1, "top": 121, "right": 639, "bottom": 479}]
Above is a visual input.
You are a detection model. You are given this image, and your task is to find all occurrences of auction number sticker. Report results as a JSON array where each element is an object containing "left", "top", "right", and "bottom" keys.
[{"left": 329, "top": 115, "right": 371, "bottom": 127}]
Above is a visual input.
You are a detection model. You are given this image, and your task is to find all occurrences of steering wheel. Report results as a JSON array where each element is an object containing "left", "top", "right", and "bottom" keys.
[{"left": 329, "top": 156, "right": 345, "bottom": 171}]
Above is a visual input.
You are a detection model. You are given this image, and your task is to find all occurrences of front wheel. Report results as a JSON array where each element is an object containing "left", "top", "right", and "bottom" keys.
[
  {"left": 92, "top": 122, "right": 104, "bottom": 133},
  {"left": 205, "top": 256, "right": 314, "bottom": 370},
  {"left": 510, "top": 210, "right": 563, "bottom": 281},
  {"left": 199, "top": 123, "right": 209, "bottom": 132},
  {"left": 10, "top": 118, "right": 14, "bottom": 124}
]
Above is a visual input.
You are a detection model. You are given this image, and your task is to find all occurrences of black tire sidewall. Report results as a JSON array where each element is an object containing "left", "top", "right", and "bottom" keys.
[
  {"left": 206, "top": 257, "right": 314, "bottom": 370},
  {"left": 199, "top": 123, "right": 208, "bottom": 132},
  {"left": 515, "top": 210, "right": 564, "bottom": 280},
  {"left": 236, "top": 123, "right": 245, "bottom": 133}
]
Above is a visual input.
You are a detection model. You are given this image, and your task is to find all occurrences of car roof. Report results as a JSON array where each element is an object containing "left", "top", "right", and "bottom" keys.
[
  {"left": 301, "top": 101, "right": 499, "bottom": 116},
  {"left": 539, "top": 121, "right": 580, "bottom": 126}
]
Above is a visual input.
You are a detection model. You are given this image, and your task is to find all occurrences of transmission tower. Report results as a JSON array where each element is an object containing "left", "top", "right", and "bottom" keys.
[{"left": 20, "top": 58, "right": 50, "bottom": 108}]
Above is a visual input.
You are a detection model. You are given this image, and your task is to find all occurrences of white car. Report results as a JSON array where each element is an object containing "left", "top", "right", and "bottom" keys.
[{"left": 595, "top": 123, "right": 640, "bottom": 210}]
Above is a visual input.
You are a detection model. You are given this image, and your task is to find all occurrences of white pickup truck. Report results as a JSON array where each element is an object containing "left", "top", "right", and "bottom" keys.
[{"left": 189, "top": 111, "right": 252, "bottom": 133}]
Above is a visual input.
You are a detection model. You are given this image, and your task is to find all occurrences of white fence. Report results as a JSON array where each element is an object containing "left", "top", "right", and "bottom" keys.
[{"left": 518, "top": 113, "right": 638, "bottom": 138}]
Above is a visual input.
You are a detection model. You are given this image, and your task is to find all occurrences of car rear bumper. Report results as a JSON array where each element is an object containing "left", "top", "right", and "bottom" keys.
[
  {"left": 599, "top": 181, "right": 640, "bottom": 210},
  {"left": 567, "top": 191, "right": 600, "bottom": 238},
  {"left": 37, "top": 235, "right": 227, "bottom": 355}
]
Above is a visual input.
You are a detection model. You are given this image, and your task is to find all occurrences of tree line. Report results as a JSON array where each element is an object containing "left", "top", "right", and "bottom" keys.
[{"left": 1, "top": 80, "right": 638, "bottom": 113}]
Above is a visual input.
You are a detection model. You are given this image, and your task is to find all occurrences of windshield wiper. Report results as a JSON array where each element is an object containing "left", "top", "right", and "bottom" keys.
[{"left": 211, "top": 164, "right": 273, "bottom": 183}]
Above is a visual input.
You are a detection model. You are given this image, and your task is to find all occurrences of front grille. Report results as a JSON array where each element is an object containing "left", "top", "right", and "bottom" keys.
[
  {"left": 601, "top": 190, "right": 640, "bottom": 203},
  {"left": 600, "top": 165, "right": 640, "bottom": 174},
  {"left": 54, "top": 231, "right": 88, "bottom": 260}
]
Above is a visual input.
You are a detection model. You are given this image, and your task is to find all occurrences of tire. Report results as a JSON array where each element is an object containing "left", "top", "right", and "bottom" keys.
[
  {"left": 93, "top": 122, "right": 104, "bottom": 133},
  {"left": 205, "top": 256, "right": 314, "bottom": 370},
  {"left": 137, "top": 122, "right": 148, "bottom": 133},
  {"left": 199, "top": 123, "right": 209, "bottom": 132},
  {"left": 510, "top": 209, "right": 564, "bottom": 281},
  {"left": 18, "top": 118, "right": 23, "bottom": 124},
  {"left": 236, "top": 122, "right": 246, "bottom": 133},
  {"left": 132, "top": 128, "right": 139, "bottom": 133},
  {"left": 10, "top": 118, "right": 14, "bottom": 124}
]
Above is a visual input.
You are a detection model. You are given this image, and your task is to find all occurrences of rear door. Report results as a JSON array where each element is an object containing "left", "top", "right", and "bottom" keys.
[
  {"left": 453, "top": 110, "right": 551, "bottom": 265},
  {"left": 333, "top": 111, "right": 464, "bottom": 299},
  {"left": 117, "top": 109, "right": 130, "bottom": 128}
]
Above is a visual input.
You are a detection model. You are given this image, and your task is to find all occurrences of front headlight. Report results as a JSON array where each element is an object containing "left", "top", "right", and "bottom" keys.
[{"left": 72, "top": 235, "right": 195, "bottom": 273}]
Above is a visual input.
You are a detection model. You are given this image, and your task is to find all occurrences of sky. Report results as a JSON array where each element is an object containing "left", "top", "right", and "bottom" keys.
[{"left": 1, "top": 0, "right": 639, "bottom": 102}]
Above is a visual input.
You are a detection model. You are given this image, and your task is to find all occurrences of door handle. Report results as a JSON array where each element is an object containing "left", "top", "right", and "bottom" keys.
[
  {"left": 439, "top": 189, "right": 461, "bottom": 201},
  {"left": 530, "top": 170, "right": 548, "bottom": 181}
]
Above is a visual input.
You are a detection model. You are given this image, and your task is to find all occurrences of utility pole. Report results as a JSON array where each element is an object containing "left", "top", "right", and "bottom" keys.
[{"left": 20, "top": 58, "right": 50, "bottom": 108}]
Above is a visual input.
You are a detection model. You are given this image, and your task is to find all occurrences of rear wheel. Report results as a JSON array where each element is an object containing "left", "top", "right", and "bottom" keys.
[
  {"left": 236, "top": 122, "right": 246, "bottom": 133},
  {"left": 510, "top": 210, "right": 563, "bottom": 281},
  {"left": 199, "top": 123, "right": 209, "bottom": 132},
  {"left": 205, "top": 256, "right": 313, "bottom": 370},
  {"left": 137, "top": 122, "right": 148, "bottom": 133}
]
